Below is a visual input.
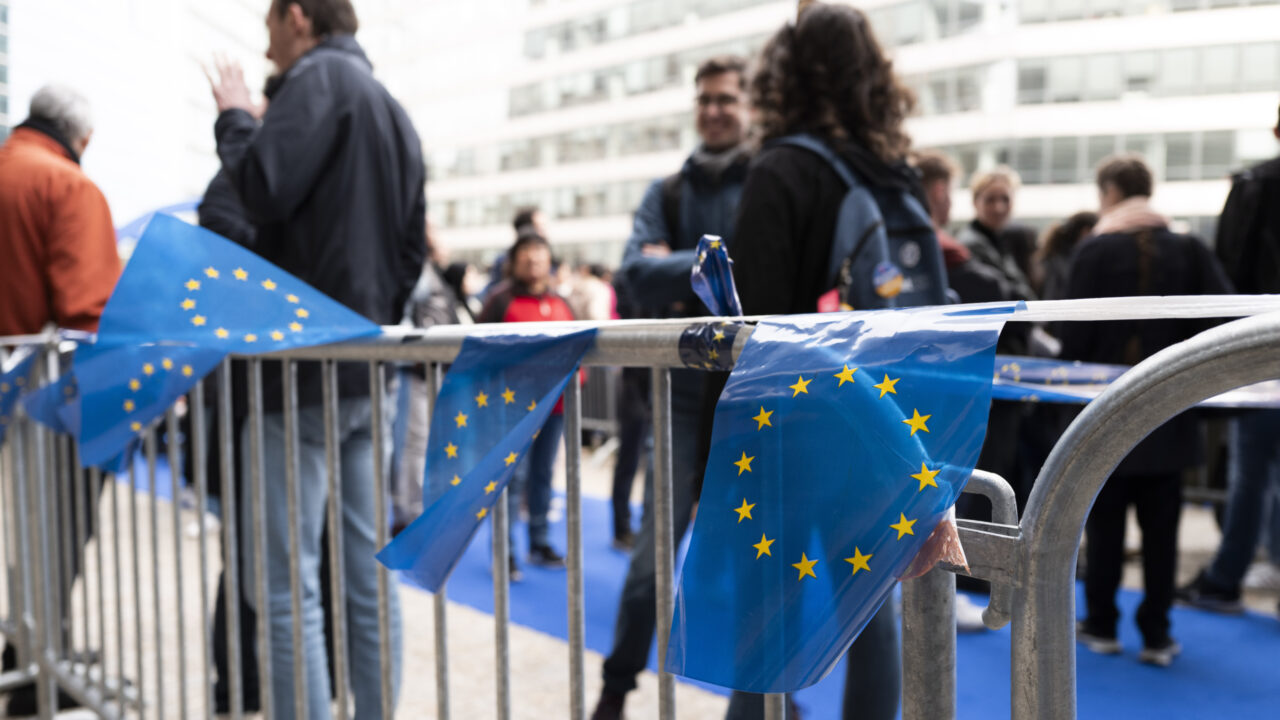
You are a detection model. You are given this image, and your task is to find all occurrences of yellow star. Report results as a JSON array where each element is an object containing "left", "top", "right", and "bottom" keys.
[
  {"left": 502, "top": 388, "right": 516, "bottom": 404},
  {"left": 445, "top": 442, "right": 458, "bottom": 459},
  {"left": 902, "top": 409, "right": 931, "bottom": 436},
  {"left": 215, "top": 328, "right": 229, "bottom": 339},
  {"left": 289, "top": 322, "right": 303, "bottom": 332},
  {"left": 504, "top": 452, "right": 518, "bottom": 466},
  {"left": 476, "top": 508, "right": 488, "bottom": 520},
  {"left": 244, "top": 334, "right": 258, "bottom": 343},
  {"left": 261, "top": 279, "right": 277, "bottom": 291},
  {"left": 912, "top": 463, "right": 940, "bottom": 491},
  {"left": 485, "top": 480, "right": 498, "bottom": 494},
  {"left": 185, "top": 279, "right": 200, "bottom": 291},
  {"left": 874, "top": 375, "right": 899, "bottom": 398},
  {"left": 271, "top": 331, "right": 285, "bottom": 341},
  {"left": 733, "top": 451, "right": 754, "bottom": 475},
  {"left": 792, "top": 553, "right": 818, "bottom": 580},
  {"left": 191, "top": 315, "right": 207, "bottom": 327},
  {"left": 233, "top": 268, "right": 248, "bottom": 281},
  {"left": 296, "top": 308, "right": 309, "bottom": 319},
  {"left": 286, "top": 294, "right": 300, "bottom": 304},
  {"left": 182, "top": 365, "right": 193, "bottom": 377},
  {"left": 527, "top": 400, "right": 537, "bottom": 411},
  {"left": 475, "top": 391, "right": 489, "bottom": 407},
  {"left": 834, "top": 365, "right": 858, "bottom": 387},
  {"left": 128, "top": 379, "right": 140, "bottom": 392},
  {"left": 454, "top": 411, "right": 468, "bottom": 428},
  {"left": 891, "top": 513, "right": 917, "bottom": 539},
  {"left": 162, "top": 358, "right": 173, "bottom": 371},
  {"left": 752, "top": 407, "right": 773, "bottom": 430},
  {"left": 130, "top": 422, "right": 142, "bottom": 432},
  {"left": 753, "top": 534, "right": 775, "bottom": 559},
  {"left": 204, "top": 267, "right": 219, "bottom": 279},
  {"left": 789, "top": 376, "right": 811, "bottom": 397},
  {"left": 709, "top": 238, "right": 722, "bottom": 249},
  {"left": 733, "top": 498, "right": 755, "bottom": 523},
  {"left": 142, "top": 363, "right": 155, "bottom": 376},
  {"left": 181, "top": 298, "right": 196, "bottom": 311},
  {"left": 713, "top": 329, "right": 726, "bottom": 341},
  {"left": 451, "top": 475, "right": 462, "bottom": 486},
  {"left": 123, "top": 400, "right": 135, "bottom": 412},
  {"left": 845, "top": 547, "right": 872, "bottom": 576},
  {"left": 708, "top": 348, "right": 719, "bottom": 360}
]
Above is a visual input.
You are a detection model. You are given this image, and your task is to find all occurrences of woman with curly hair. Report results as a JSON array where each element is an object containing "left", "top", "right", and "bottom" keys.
[{"left": 724, "top": 5, "right": 905, "bottom": 720}]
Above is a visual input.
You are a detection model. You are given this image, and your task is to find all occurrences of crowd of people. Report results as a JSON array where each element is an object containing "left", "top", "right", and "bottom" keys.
[{"left": 2, "top": 0, "right": 1279, "bottom": 718}]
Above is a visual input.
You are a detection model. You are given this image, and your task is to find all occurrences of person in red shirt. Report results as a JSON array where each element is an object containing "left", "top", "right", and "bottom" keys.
[{"left": 479, "top": 232, "right": 576, "bottom": 578}]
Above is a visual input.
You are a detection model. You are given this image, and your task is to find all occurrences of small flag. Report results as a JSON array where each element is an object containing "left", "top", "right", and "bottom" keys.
[
  {"left": 377, "top": 327, "right": 596, "bottom": 592},
  {"left": 691, "top": 234, "right": 742, "bottom": 317},
  {"left": 0, "top": 349, "right": 38, "bottom": 448}
]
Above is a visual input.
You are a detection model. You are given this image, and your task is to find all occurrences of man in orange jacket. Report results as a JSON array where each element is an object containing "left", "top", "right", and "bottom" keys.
[
  {"left": 0, "top": 84, "right": 119, "bottom": 715},
  {"left": 0, "top": 84, "right": 120, "bottom": 337}
]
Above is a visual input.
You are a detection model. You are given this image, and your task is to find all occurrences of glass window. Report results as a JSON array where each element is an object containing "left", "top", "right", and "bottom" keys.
[
  {"left": 1124, "top": 51, "right": 1158, "bottom": 93},
  {"left": 929, "top": 75, "right": 952, "bottom": 114},
  {"left": 0, "top": 6, "right": 7, "bottom": 24},
  {"left": 1123, "top": 134, "right": 1160, "bottom": 171},
  {"left": 0, "top": 64, "right": 7, "bottom": 85},
  {"left": 1087, "top": 135, "right": 1118, "bottom": 175},
  {"left": 1165, "top": 133, "right": 1195, "bottom": 181},
  {"left": 956, "top": 68, "right": 982, "bottom": 112},
  {"left": 1014, "top": 138, "right": 1047, "bottom": 184},
  {"left": 1240, "top": 43, "right": 1280, "bottom": 91},
  {"left": 1089, "top": 0, "right": 1125, "bottom": 16},
  {"left": 1170, "top": 0, "right": 1202, "bottom": 10},
  {"left": 1201, "top": 46, "right": 1238, "bottom": 93},
  {"left": 1084, "top": 55, "right": 1122, "bottom": 101},
  {"left": 1237, "top": 129, "right": 1277, "bottom": 165},
  {"left": 892, "top": 2, "right": 926, "bottom": 45},
  {"left": 1158, "top": 48, "right": 1199, "bottom": 95},
  {"left": 1054, "top": 0, "right": 1087, "bottom": 20},
  {"left": 1018, "top": 62, "right": 1048, "bottom": 104},
  {"left": 0, "top": 34, "right": 6, "bottom": 54},
  {"left": 1048, "top": 57, "right": 1085, "bottom": 103},
  {"left": 1200, "top": 131, "right": 1234, "bottom": 180},
  {"left": 1049, "top": 137, "right": 1081, "bottom": 183},
  {"left": 956, "top": 0, "right": 984, "bottom": 31},
  {"left": 1021, "top": 0, "right": 1050, "bottom": 22},
  {"left": 928, "top": 0, "right": 950, "bottom": 39}
]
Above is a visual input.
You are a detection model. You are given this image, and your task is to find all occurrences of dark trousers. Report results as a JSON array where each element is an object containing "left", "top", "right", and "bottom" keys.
[
  {"left": 611, "top": 368, "right": 650, "bottom": 539},
  {"left": 1083, "top": 472, "right": 1182, "bottom": 645}
]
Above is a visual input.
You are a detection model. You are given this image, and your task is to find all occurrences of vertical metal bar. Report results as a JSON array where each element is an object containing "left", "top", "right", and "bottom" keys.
[
  {"left": 111, "top": 470, "right": 126, "bottom": 718},
  {"left": 55, "top": 435, "right": 73, "bottom": 663},
  {"left": 901, "top": 568, "right": 956, "bottom": 720},
  {"left": 763, "top": 694, "right": 787, "bottom": 720},
  {"left": 427, "top": 363, "right": 449, "bottom": 720},
  {"left": 145, "top": 430, "right": 166, "bottom": 720},
  {"left": 130, "top": 460, "right": 145, "bottom": 720},
  {"left": 217, "top": 360, "right": 244, "bottom": 719},
  {"left": 10, "top": 414, "right": 33, "bottom": 677},
  {"left": 324, "top": 361, "right": 350, "bottom": 719},
  {"left": 247, "top": 359, "right": 274, "bottom": 720},
  {"left": 650, "top": 368, "right": 675, "bottom": 720},
  {"left": 563, "top": 379, "right": 585, "bottom": 720},
  {"left": 165, "top": 411, "right": 189, "bottom": 719},
  {"left": 72, "top": 444, "right": 90, "bottom": 687},
  {"left": 369, "top": 361, "right": 394, "bottom": 720},
  {"left": 281, "top": 361, "right": 308, "bottom": 720},
  {"left": 28, "top": 369, "right": 59, "bottom": 718},
  {"left": 191, "top": 382, "right": 214, "bottom": 720},
  {"left": 491, "top": 489, "right": 511, "bottom": 720},
  {"left": 90, "top": 468, "right": 105, "bottom": 698}
]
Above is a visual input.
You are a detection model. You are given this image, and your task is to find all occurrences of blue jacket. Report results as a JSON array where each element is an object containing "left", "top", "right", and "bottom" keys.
[{"left": 620, "top": 148, "right": 749, "bottom": 316}]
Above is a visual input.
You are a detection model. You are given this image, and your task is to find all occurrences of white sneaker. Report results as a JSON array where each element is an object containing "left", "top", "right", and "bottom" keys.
[
  {"left": 1242, "top": 561, "right": 1280, "bottom": 592},
  {"left": 956, "top": 594, "right": 988, "bottom": 633}
]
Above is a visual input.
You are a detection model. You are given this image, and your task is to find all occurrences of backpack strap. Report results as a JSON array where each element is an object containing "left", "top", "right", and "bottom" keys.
[{"left": 660, "top": 172, "right": 683, "bottom": 244}]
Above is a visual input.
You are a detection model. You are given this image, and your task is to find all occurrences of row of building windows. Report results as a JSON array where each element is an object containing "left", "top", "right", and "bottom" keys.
[
  {"left": 868, "top": 0, "right": 986, "bottom": 48},
  {"left": 437, "top": 178, "right": 651, "bottom": 229},
  {"left": 432, "top": 111, "right": 695, "bottom": 180},
  {"left": 509, "top": 33, "right": 765, "bottom": 117},
  {"left": 523, "top": 0, "right": 772, "bottom": 60},
  {"left": 1017, "top": 43, "right": 1280, "bottom": 104},
  {"left": 1021, "top": 0, "right": 1279, "bottom": 24},
  {"left": 933, "top": 129, "right": 1275, "bottom": 189}
]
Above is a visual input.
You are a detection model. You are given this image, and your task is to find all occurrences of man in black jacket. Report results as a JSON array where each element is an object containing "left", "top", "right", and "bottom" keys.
[
  {"left": 1062, "top": 155, "right": 1232, "bottom": 668},
  {"left": 206, "top": 1, "right": 425, "bottom": 716}
]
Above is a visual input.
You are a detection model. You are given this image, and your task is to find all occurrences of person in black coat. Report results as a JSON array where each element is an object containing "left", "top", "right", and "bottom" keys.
[{"left": 1062, "top": 154, "right": 1232, "bottom": 667}]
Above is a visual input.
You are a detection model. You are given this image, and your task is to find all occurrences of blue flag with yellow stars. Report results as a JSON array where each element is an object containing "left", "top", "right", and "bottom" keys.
[
  {"left": 666, "top": 303, "right": 1016, "bottom": 693},
  {"left": 0, "top": 349, "right": 38, "bottom": 448},
  {"left": 690, "top": 234, "right": 742, "bottom": 317},
  {"left": 377, "top": 327, "right": 597, "bottom": 592},
  {"left": 32, "top": 213, "right": 379, "bottom": 468}
]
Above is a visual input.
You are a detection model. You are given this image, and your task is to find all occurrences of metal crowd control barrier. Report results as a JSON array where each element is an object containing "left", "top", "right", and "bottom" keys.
[{"left": 2, "top": 300, "right": 1279, "bottom": 719}]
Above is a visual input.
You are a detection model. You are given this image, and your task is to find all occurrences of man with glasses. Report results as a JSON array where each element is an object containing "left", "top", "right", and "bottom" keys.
[{"left": 591, "top": 55, "right": 751, "bottom": 720}]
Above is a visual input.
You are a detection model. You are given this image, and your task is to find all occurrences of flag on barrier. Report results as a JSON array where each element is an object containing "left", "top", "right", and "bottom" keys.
[
  {"left": 691, "top": 234, "right": 742, "bottom": 317},
  {"left": 666, "top": 304, "right": 1015, "bottom": 693},
  {"left": 377, "top": 328, "right": 597, "bottom": 592},
  {"left": 24, "top": 213, "right": 380, "bottom": 468},
  {"left": 0, "top": 349, "right": 38, "bottom": 448}
]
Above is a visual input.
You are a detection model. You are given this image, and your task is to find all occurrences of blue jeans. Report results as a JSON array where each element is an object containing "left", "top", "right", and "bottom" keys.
[
  {"left": 1206, "top": 409, "right": 1280, "bottom": 589},
  {"left": 241, "top": 397, "right": 403, "bottom": 720},
  {"left": 509, "top": 413, "right": 565, "bottom": 550}
]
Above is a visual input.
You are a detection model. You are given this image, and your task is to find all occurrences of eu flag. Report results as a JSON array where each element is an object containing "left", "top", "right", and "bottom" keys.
[
  {"left": 29, "top": 213, "right": 379, "bottom": 468},
  {"left": 666, "top": 304, "right": 1016, "bottom": 692},
  {"left": 0, "top": 349, "right": 37, "bottom": 448},
  {"left": 377, "top": 328, "right": 596, "bottom": 592},
  {"left": 691, "top": 234, "right": 742, "bottom": 317}
]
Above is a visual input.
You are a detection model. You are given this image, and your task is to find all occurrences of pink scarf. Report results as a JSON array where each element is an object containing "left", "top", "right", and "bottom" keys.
[{"left": 1093, "top": 197, "right": 1169, "bottom": 236}]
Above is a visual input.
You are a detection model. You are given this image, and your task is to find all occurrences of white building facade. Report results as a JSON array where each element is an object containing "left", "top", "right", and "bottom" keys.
[{"left": 421, "top": 0, "right": 1280, "bottom": 263}]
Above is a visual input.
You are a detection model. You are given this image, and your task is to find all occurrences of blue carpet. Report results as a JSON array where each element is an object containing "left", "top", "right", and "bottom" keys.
[{"left": 132, "top": 458, "right": 1280, "bottom": 717}]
